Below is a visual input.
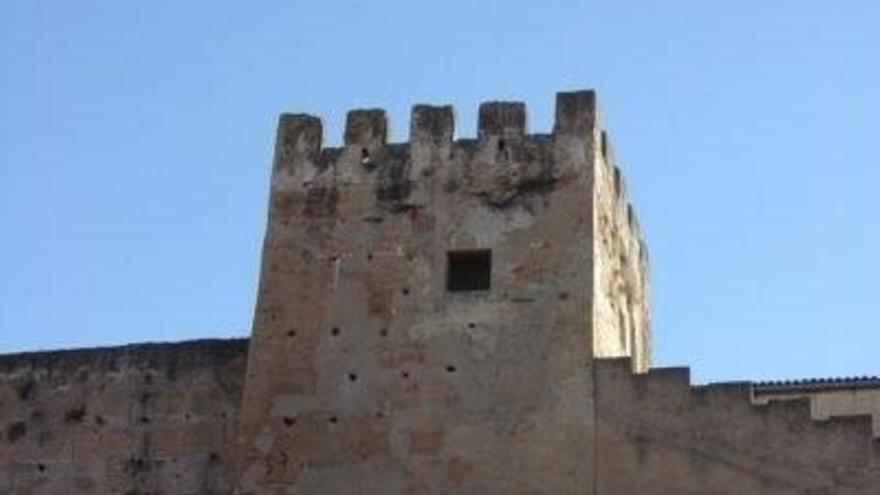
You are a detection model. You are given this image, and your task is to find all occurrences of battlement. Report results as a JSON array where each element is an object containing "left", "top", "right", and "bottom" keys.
[
  {"left": 269, "top": 89, "right": 644, "bottom": 250},
  {"left": 277, "top": 91, "right": 594, "bottom": 154},
  {"left": 271, "top": 91, "right": 602, "bottom": 193}
]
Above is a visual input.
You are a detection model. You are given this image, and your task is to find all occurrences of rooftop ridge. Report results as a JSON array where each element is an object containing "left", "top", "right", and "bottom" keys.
[{"left": 753, "top": 375, "right": 880, "bottom": 392}]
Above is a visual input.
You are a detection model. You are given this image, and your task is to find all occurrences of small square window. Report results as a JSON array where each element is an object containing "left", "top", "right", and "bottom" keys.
[{"left": 447, "top": 250, "right": 491, "bottom": 292}]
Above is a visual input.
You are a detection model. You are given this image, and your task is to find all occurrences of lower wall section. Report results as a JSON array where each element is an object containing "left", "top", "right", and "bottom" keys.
[
  {"left": 0, "top": 339, "right": 247, "bottom": 495},
  {"left": 3, "top": 341, "right": 877, "bottom": 494},
  {"left": 594, "top": 358, "right": 880, "bottom": 495}
]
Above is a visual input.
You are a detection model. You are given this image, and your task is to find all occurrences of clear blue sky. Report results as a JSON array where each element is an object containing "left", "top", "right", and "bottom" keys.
[{"left": 1, "top": 1, "right": 877, "bottom": 383}]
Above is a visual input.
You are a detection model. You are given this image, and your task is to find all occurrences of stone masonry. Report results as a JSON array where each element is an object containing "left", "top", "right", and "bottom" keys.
[
  {"left": 235, "top": 90, "right": 649, "bottom": 493},
  {"left": 0, "top": 90, "right": 876, "bottom": 494}
]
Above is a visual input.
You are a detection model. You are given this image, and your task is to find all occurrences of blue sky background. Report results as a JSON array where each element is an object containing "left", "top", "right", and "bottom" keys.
[{"left": 1, "top": 1, "right": 877, "bottom": 383}]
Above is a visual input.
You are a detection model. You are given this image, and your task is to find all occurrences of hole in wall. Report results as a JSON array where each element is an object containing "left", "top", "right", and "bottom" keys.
[
  {"left": 498, "top": 139, "right": 506, "bottom": 152},
  {"left": 140, "top": 416, "right": 150, "bottom": 424},
  {"left": 16, "top": 381, "right": 35, "bottom": 401},
  {"left": 445, "top": 365, "right": 457, "bottom": 373},
  {"left": 6, "top": 422, "right": 26, "bottom": 443},
  {"left": 283, "top": 417, "right": 296, "bottom": 427},
  {"left": 467, "top": 322, "right": 476, "bottom": 329},
  {"left": 287, "top": 329, "right": 296, "bottom": 338},
  {"left": 328, "top": 416, "right": 339, "bottom": 424},
  {"left": 361, "top": 148, "right": 370, "bottom": 162},
  {"left": 124, "top": 457, "right": 147, "bottom": 476},
  {"left": 94, "top": 415, "right": 106, "bottom": 426},
  {"left": 367, "top": 252, "right": 373, "bottom": 261},
  {"left": 348, "top": 373, "right": 358, "bottom": 382},
  {"left": 447, "top": 250, "right": 492, "bottom": 292},
  {"left": 401, "top": 287, "right": 410, "bottom": 296},
  {"left": 401, "top": 371, "right": 410, "bottom": 379},
  {"left": 64, "top": 406, "right": 87, "bottom": 424},
  {"left": 379, "top": 328, "right": 388, "bottom": 337},
  {"left": 37, "top": 463, "right": 46, "bottom": 474},
  {"left": 331, "top": 326, "right": 340, "bottom": 336}
]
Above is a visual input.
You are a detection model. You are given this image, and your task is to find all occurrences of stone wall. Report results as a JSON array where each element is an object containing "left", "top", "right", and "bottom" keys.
[
  {"left": 0, "top": 339, "right": 247, "bottom": 495},
  {"left": 594, "top": 358, "right": 880, "bottom": 494},
  {"left": 591, "top": 128, "right": 651, "bottom": 372},
  {"left": 754, "top": 383, "right": 880, "bottom": 438},
  {"left": 6, "top": 89, "right": 873, "bottom": 495},
  {"left": 235, "top": 92, "right": 612, "bottom": 494}
]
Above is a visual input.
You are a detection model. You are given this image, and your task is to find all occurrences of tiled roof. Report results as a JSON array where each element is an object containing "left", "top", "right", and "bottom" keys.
[{"left": 753, "top": 376, "right": 880, "bottom": 393}]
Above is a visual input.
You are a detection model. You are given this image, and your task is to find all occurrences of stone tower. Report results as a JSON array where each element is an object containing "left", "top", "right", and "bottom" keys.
[{"left": 235, "top": 90, "right": 651, "bottom": 494}]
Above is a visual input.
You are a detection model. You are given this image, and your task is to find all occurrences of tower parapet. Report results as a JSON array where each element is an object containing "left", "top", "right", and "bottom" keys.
[{"left": 266, "top": 91, "right": 636, "bottom": 215}]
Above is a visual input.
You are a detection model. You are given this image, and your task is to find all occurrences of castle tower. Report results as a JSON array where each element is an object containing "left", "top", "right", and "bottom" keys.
[{"left": 235, "top": 90, "right": 650, "bottom": 494}]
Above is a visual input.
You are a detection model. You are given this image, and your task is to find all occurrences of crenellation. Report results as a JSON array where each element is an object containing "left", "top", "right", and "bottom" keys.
[
  {"left": 339, "top": 109, "right": 389, "bottom": 183},
  {"left": 267, "top": 96, "right": 611, "bottom": 218},
  {"left": 343, "top": 109, "right": 388, "bottom": 148},
  {"left": 553, "top": 90, "right": 597, "bottom": 139},
  {"left": 274, "top": 113, "right": 322, "bottom": 180},
  {"left": 271, "top": 95, "right": 607, "bottom": 201},
  {"left": 477, "top": 101, "right": 527, "bottom": 142},
  {"left": 409, "top": 104, "right": 454, "bottom": 175},
  {"left": 410, "top": 104, "right": 456, "bottom": 144}
]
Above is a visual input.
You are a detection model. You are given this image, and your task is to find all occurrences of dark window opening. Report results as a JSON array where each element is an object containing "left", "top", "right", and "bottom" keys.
[{"left": 447, "top": 250, "right": 492, "bottom": 292}]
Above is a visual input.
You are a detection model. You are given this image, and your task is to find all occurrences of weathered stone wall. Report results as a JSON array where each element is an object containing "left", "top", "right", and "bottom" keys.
[
  {"left": 236, "top": 92, "right": 608, "bottom": 494},
  {"left": 8, "top": 89, "right": 874, "bottom": 495},
  {"left": 754, "top": 385, "right": 880, "bottom": 438},
  {"left": 0, "top": 339, "right": 247, "bottom": 495},
  {"left": 591, "top": 127, "right": 651, "bottom": 372},
  {"left": 594, "top": 358, "right": 880, "bottom": 494}
]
